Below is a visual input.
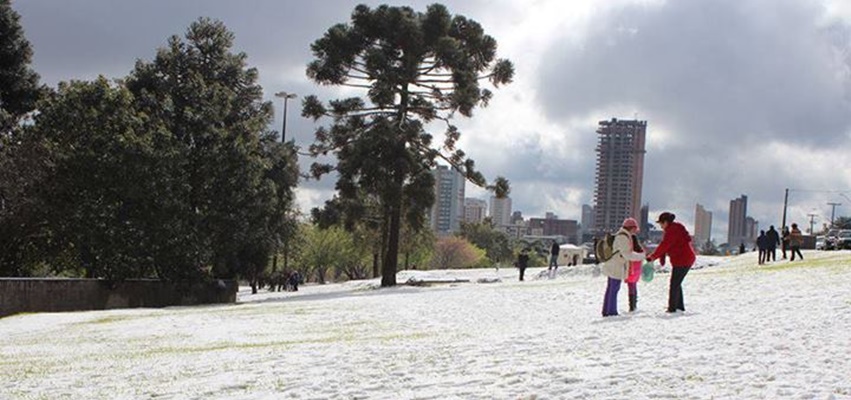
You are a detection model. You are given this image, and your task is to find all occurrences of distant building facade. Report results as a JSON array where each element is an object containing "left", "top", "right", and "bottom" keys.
[
  {"left": 728, "top": 195, "right": 748, "bottom": 246},
  {"left": 581, "top": 204, "right": 595, "bottom": 234},
  {"left": 463, "top": 198, "right": 488, "bottom": 224},
  {"left": 745, "top": 217, "right": 758, "bottom": 245},
  {"left": 489, "top": 196, "right": 512, "bottom": 227},
  {"left": 639, "top": 204, "right": 650, "bottom": 240},
  {"left": 430, "top": 165, "right": 465, "bottom": 236},
  {"left": 509, "top": 211, "right": 524, "bottom": 225},
  {"left": 694, "top": 203, "right": 713, "bottom": 246},
  {"left": 593, "top": 118, "right": 647, "bottom": 234},
  {"left": 528, "top": 218, "right": 579, "bottom": 244}
]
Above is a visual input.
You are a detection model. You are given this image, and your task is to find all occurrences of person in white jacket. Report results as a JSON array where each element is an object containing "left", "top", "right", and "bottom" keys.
[{"left": 601, "top": 218, "right": 646, "bottom": 317}]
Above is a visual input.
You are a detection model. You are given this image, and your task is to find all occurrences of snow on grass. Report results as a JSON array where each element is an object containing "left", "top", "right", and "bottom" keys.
[{"left": 2, "top": 251, "right": 851, "bottom": 399}]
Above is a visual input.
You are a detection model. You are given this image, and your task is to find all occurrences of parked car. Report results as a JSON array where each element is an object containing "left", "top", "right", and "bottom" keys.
[
  {"left": 836, "top": 230, "right": 851, "bottom": 250},
  {"left": 825, "top": 229, "right": 841, "bottom": 250},
  {"left": 815, "top": 236, "right": 826, "bottom": 250}
]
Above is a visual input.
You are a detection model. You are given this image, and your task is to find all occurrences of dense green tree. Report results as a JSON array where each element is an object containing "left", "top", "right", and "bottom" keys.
[
  {"left": 0, "top": 0, "right": 49, "bottom": 276},
  {"left": 124, "top": 18, "right": 298, "bottom": 282},
  {"left": 0, "top": 118, "right": 54, "bottom": 276},
  {"left": 399, "top": 221, "right": 434, "bottom": 270},
  {"left": 295, "top": 224, "right": 352, "bottom": 284},
  {"left": 430, "top": 236, "right": 484, "bottom": 269},
  {"left": 458, "top": 221, "right": 512, "bottom": 267},
  {"left": 25, "top": 78, "right": 158, "bottom": 280},
  {"left": 304, "top": 4, "right": 513, "bottom": 286},
  {"left": 0, "top": 0, "right": 46, "bottom": 133}
]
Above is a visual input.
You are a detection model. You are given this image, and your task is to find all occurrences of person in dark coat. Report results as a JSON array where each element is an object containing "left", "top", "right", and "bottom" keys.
[
  {"left": 781, "top": 226, "right": 791, "bottom": 259},
  {"left": 765, "top": 226, "right": 780, "bottom": 262},
  {"left": 288, "top": 270, "right": 301, "bottom": 291},
  {"left": 646, "top": 212, "right": 696, "bottom": 313},
  {"left": 756, "top": 230, "right": 768, "bottom": 265},
  {"left": 516, "top": 249, "right": 530, "bottom": 281},
  {"left": 548, "top": 241, "right": 560, "bottom": 278}
]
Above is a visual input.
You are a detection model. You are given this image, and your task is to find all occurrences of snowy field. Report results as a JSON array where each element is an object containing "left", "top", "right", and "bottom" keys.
[{"left": 2, "top": 251, "right": 851, "bottom": 400}]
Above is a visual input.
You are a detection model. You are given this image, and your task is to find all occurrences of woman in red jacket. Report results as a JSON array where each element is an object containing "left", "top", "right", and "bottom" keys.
[{"left": 646, "top": 212, "right": 696, "bottom": 313}]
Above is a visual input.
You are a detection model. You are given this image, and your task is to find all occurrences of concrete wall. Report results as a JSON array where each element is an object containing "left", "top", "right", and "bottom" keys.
[{"left": 0, "top": 278, "right": 237, "bottom": 318}]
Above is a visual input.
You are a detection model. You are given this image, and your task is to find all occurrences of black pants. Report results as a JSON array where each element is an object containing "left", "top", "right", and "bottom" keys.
[
  {"left": 519, "top": 267, "right": 526, "bottom": 281},
  {"left": 782, "top": 242, "right": 788, "bottom": 259},
  {"left": 790, "top": 246, "right": 803, "bottom": 261},
  {"left": 668, "top": 267, "right": 690, "bottom": 312},
  {"left": 766, "top": 248, "right": 776, "bottom": 262},
  {"left": 758, "top": 249, "right": 766, "bottom": 264}
]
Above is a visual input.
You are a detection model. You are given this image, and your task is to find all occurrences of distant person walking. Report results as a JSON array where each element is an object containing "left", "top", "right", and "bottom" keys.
[
  {"left": 548, "top": 241, "right": 560, "bottom": 279},
  {"left": 601, "top": 218, "right": 645, "bottom": 317},
  {"left": 646, "top": 212, "right": 696, "bottom": 313},
  {"left": 625, "top": 234, "right": 645, "bottom": 312},
  {"left": 756, "top": 230, "right": 768, "bottom": 265},
  {"left": 781, "top": 226, "right": 791, "bottom": 259},
  {"left": 765, "top": 226, "right": 780, "bottom": 262},
  {"left": 789, "top": 223, "right": 804, "bottom": 261},
  {"left": 516, "top": 249, "right": 530, "bottom": 281},
  {"left": 288, "top": 270, "right": 301, "bottom": 291}
]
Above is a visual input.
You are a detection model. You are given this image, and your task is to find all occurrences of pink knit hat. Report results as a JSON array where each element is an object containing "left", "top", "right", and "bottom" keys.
[{"left": 622, "top": 217, "right": 639, "bottom": 231}]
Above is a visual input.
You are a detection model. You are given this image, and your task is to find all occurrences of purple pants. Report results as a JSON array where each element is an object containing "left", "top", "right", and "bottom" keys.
[{"left": 602, "top": 277, "right": 622, "bottom": 316}]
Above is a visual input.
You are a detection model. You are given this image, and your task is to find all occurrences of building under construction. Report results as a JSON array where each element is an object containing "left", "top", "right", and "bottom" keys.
[{"left": 593, "top": 118, "right": 647, "bottom": 234}]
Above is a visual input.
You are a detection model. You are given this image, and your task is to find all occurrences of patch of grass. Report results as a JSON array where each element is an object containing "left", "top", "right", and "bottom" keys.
[
  {"left": 85, "top": 315, "right": 133, "bottom": 325},
  {"left": 133, "top": 330, "right": 434, "bottom": 357}
]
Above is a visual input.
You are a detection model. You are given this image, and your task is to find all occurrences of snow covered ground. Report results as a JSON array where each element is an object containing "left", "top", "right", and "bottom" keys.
[{"left": 2, "top": 251, "right": 850, "bottom": 399}]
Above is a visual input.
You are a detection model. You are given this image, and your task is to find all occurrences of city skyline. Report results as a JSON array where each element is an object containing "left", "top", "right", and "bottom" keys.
[{"left": 10, "top": 0, "right": 851, "bottom": 238}]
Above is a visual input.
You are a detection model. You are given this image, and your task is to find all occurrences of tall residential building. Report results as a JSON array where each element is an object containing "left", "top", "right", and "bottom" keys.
[
  {"left": 694, "top": 203, "right": 713, "bottom": 246},
  {"left": 593, "top": 118, "right": 647, "bottom": 234},
  {"left": 639, "top": 204, "right": 650, "bottom": 239},
  {"left": 745, "top": 217, "right": 758, "bottom": 244},
  {"left": 489, "top": 196, "right": 512, "bottom": 227},
  {"left": 728, "top": 195, "right": 748, "bottom": 246},
  {"left": 463, "top": 198, "right": 488, "bottom": 224},
  {"left": 430, "top": 165, "right": 465, "bottom": 236},
  {"left": 581, "top": 204, "right": 595, "bottom": 234}
]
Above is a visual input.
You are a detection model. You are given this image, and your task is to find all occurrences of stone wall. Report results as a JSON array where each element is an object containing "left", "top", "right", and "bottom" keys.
[{"left": 0, "top": 279, "right": 237, "bottom": 318}]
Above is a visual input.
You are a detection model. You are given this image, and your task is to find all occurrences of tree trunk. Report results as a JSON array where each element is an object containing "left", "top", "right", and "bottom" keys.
[{"left": 382, "top": 200, "right": 401, "bottom": 287}]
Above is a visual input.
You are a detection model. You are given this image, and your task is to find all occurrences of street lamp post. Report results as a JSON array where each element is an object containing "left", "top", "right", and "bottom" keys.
[
  {"left": 273, "top": 91, "right": 297, "bottom": 274},
  {"left": 275, "top": 91, "right": 297, "bottom": 143}
]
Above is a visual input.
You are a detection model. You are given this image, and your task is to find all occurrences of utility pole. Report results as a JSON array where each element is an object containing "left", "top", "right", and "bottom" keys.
[
  {"left": 272, "top": 91, "right": 298, "bottom": 273},
  {"left": 807, "top": 213, "right": 817, "bottom": 235},
  {"left": 781, "top": 188, "right": 789, "bottom": 230},
  {"left": 827, "top": 202, "right": 841, "bottom": 227}
]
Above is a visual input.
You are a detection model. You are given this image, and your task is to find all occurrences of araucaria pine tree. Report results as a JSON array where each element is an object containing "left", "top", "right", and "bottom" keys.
[{"left": 304, "top": 4, "right": 513, "bottom": 286}]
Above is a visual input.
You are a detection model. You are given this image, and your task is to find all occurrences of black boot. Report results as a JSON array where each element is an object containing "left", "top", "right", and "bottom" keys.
[{"left": 629, "top": 294, "right": 637, "bottom": 312}]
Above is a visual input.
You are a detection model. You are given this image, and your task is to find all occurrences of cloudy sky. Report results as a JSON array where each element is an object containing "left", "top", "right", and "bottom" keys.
[{"left": 12, "top": 0, "right": 851, "bottom": 242}]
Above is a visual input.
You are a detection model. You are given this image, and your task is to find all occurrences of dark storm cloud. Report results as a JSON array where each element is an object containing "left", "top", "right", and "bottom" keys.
[
  {"left": 536, "top": 0, "right": 851, "bottom": 237},
  {"left": 539, "top": 0, "right": 851, "bottom": 148}
]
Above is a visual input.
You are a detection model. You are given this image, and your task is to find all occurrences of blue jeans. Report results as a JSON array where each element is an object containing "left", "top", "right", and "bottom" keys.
[{"left": 602, "top": 277, "right": 622, "bottom": 316}]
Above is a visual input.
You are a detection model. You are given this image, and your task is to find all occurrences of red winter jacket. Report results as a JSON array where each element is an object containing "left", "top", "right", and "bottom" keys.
[{"left": 649, "top": 222, "right": 696, "bottom": 267}]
